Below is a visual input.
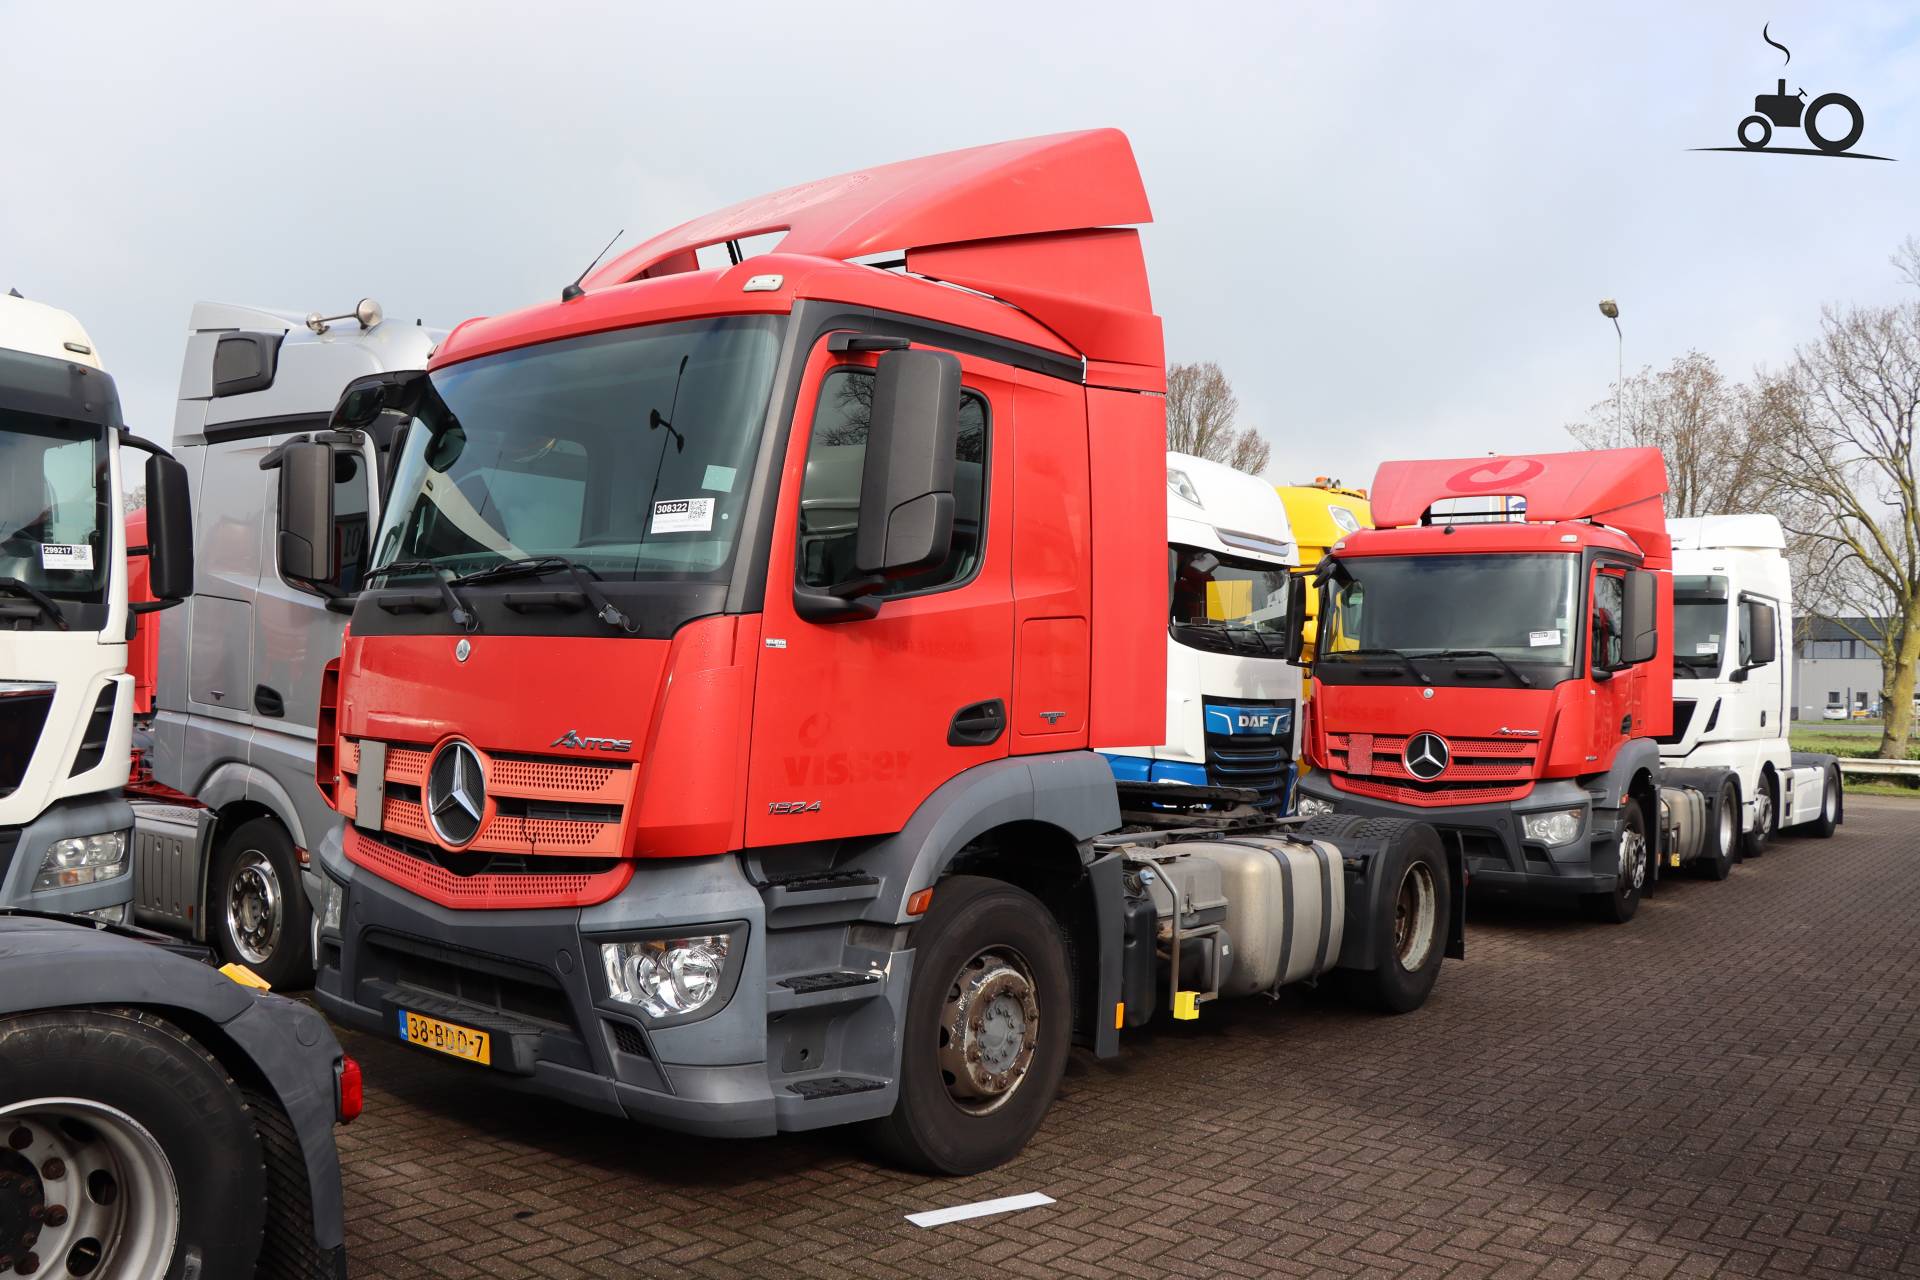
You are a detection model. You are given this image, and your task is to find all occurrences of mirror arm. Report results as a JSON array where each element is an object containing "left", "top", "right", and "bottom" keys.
[
  {"left": 793, "top": 585, "right": 881, "bottom": 624},
  {"left": 115, "top": 428, "right": 176, "bottom": 461},
  {"left": 128, "top": 597, "right": 184, "bottom": 617},
  {"left": 324, "top": 594, "right": 359, "bottom": 615}
]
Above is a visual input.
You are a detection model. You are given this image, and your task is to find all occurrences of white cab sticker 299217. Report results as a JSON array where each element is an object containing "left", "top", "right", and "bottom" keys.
[{"left": 39, "top": 543, "right": 94, "bottom": 570}]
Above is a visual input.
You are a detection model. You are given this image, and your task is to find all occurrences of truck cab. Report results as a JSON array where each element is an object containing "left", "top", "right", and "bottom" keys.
[
  {"left": 1105, "top": 452, "right": 1300, "bottom": 809},
  {"left": 1662, "top": 514, "right": 1834, "bottom": 855},
  {"left": 1, "top": 293, "right": 191, "bottom": 919},
  {"left": 132, "top": 301, "right": 439, "bottom": 985}
]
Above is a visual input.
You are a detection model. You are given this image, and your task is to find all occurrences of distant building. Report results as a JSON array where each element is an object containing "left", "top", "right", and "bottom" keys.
[{"left": 1792, "top": 616, "right": 1913, "bottom": 720}]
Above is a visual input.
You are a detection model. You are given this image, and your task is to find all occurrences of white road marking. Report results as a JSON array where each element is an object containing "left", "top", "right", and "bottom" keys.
[{"left": 905, "top": 1192, "right": 1055, "bottom": 1228}]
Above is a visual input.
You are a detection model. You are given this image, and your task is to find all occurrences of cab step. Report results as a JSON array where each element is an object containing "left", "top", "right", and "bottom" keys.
[
  {"left": 768, "top": 969, "right": 887, "bottom": 1012},
  {"left": 759, "top": 869, "right": 881, "bottom": 926},
  {"left": 779, "top": 970, "right": 881, "bottom": 994},
  {"left": 786, "top": 1075, "right": 887, "bottom": 1100}
]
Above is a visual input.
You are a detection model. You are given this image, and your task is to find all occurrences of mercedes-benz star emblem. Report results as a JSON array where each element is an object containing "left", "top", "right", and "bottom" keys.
[
  {"left": 1403, "top": 732, "right": 1450, "bottom": 782},
  {"left": 455, "top": 638, "right": 471, "bottom": 663},
  {"left": 426, "top": 741, "right": 486, "bottom": 847}
]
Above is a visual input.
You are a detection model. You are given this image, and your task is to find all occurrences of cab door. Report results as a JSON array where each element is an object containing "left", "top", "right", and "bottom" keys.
[
  {"left": 1588, "top": 564, "right": 1637, "bottom": 764},
  {"left": 745, "top": 335, "right": 1015, "bottom": 847}
]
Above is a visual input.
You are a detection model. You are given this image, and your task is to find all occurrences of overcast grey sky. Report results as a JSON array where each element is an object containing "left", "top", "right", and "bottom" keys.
[{"left": 4, "top": 2, "right": 1917, "bottom": 487}]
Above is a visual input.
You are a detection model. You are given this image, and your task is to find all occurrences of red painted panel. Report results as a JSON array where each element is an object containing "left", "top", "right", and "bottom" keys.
[
  {"left": 1010, "top": 370, "right": 1091, "bottom": 750},
  {"left": 123, "top": 509, "right": 157, "bottom": 715},
  {"left": 1014, "top": 618, "right": 1089, "bottom": 740},
  {"left": 1086, "top": 387, "right": 1167, "bottom": 749}
]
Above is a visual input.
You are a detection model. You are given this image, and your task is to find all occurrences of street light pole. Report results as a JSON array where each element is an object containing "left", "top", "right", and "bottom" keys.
[{"left": 1597, "top": 299, "right": 1622, "bottom": 431}]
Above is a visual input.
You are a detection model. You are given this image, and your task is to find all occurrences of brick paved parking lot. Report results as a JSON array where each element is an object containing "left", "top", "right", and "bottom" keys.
[{"left": 337, "top": 797, "right": 1920, "bottom": 1279}]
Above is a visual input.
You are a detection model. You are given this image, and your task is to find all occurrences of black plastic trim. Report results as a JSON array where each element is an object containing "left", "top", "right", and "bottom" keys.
[
  {"left": 188, "top": 412, "right": 330, "bottom": 447},
  {"left": 211, "top": 331, "right": 284, "bottom": 397}
]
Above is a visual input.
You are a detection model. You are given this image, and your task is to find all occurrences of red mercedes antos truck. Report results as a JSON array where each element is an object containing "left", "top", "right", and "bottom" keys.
[
  {"left": 275, "top": 131, "right": 1462, "bottom": 1174},
  {"left": 1291, "top": 448, "right": 1833, "bottom": 924}
]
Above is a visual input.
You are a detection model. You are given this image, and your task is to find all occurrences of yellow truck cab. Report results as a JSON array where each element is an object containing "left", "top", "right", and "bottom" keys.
[{"left": 1276, "top": 479, "right": 1372, "bottom": 662}]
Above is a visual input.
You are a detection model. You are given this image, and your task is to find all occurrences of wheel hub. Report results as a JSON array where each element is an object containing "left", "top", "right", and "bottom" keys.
[
  {"left": 937, "top": 950, "right": 1040, "bottom": 1115},
  {"left": 227, "top": 852, "right": 282, "bottom": 965},
  {"left": 1622, "top": 828, "right": 1647, "bottom": 891},
  {"left": 1393, "top": 862, "right": 1437, "bottom": 971},
  {"left": 0, "top": 1100, "right": 179, "bottom": 1277}
]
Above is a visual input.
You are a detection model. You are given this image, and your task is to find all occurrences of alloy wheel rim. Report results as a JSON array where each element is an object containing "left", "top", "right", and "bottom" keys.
[
  {"left": 226, "top": 850, "right": 282, "bottom": 966},
  {"left": 0, "top": 1099, "right": 179, "bottom": 1279},
  {"left": 936, "top": 948, "right": 1040, "bottom": 1116},
  {"left": 1393, "top": 862, "right": 1437, "bottom": 971},
  {"left": 1622, "top": 826, "right": 1648, "bottom": 892}
]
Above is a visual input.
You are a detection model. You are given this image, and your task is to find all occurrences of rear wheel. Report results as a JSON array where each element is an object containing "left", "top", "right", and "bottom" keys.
[
  {"left": 1313, "top": 819, "right": 1449, "bottom": 1013},
  {"left": 0, "top": 1009, "right": 265, "bottom": 1280},
  {"left": 867, "top": 876, "right": 1071, "bottom": 1175},
  {"left": 212, "top": 817, "right": 313, "bottom": 990},
  {"left": 1700, "top": 780, "right": 1738, "bottom": 881},
  {"left": 1801, "top": 765, "right": 1842, "bottom": 838},
  {"left": 1741, "top": 776, "right": 1775, "bottom": 859},
  {"left": 1581, "top": 800, "right": 1650, "bottom": 924}
]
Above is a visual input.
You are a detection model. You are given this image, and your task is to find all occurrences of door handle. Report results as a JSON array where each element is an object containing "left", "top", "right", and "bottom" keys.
[
  {"left": 949, "top": 699, "right": 1006, "bottom": 747},
  {"left": 255, "top": 684, "right": 285, "bottom": 718}
]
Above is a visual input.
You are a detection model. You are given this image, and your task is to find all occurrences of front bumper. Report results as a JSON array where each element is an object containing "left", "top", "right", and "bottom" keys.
[
  {"left": 1297, "top": 772, "right": 1621, "bottom": 898},
  {"left": 310, "top": 824, "right": 908, "bottom": 1139},
  {"left": 0, "top": 792, "right": 135, "bottom": 913}
]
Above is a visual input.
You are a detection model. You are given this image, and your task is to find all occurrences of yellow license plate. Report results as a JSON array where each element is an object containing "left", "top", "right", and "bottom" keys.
[{"left": 397, "top": 1010, "right": 492, "bottom": 1065}]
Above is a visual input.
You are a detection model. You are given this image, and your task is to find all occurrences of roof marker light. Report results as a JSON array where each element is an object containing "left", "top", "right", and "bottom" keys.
[
  {"left": 743, "top": 274, "right": 784, "bottom": 292},
  {"left": 1167, "top": 468, "right": 1201, "bottom": 507}
]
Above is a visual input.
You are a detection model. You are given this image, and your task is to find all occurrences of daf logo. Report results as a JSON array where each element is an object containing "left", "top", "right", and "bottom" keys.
[
  {"left": 1403, "top": 732, "right": 1450, "bottom": 781},
  {"left": 425, "top": 740, "right": 486, "bottom": 847},
  {"left": 455, "top": 638, "right": 471, "bottom": 663}
]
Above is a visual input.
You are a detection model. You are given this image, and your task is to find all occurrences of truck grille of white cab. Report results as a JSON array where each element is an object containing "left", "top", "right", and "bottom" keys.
[{"left": 0, "top": 682, "right": 55, "bottom": 798}]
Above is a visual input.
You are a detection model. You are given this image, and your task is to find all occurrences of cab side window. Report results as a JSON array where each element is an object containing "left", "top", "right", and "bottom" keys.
[
  {"left": 1592, "top": 571, "right": 1625, "bottom": 670},
  {"left": 796, "top": 367, "right": 987, "bottom": 597}
]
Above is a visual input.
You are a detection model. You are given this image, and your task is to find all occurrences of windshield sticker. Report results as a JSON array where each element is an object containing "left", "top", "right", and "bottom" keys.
[
  {"left": 701, "top": 464, "right": 738, "bottom": 494},
  {"left": 652, "top": 498, "right": 714, "bottom": 533},
  {"left": 1528, "top": 628, "right": 1561, "bottom": 647},
  {"left": 1696, "top": 642, "right": 1719, "bottom": 654},
  {"left": 39, "top": 543, "right": 93, "bottom": 570}
]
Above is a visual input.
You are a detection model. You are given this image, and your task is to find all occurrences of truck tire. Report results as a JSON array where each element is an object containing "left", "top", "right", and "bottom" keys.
[
  {"left": 212, "top": 817, "right": 314, "bottom": 990},
  {"left": 1580, "top": 800, "right": 1650, "bottom": 924},
  {"left": 1317, "top": 819, "right": 1450, "bottom": 1014},
  {"left": 1798, "top": 765, "right": 1842, "bottom": 839},
  {"left": 1741, "top": 773, "right": 1775, "bottom": 859},
  {"left": 866, "top": 875, "right": 1072, "bottom": 1176},
  {"left": 0, "top": 1008, "right": 266, "bottom": 1280},
  {"left": 1699, "top": 779, "right": 1738, "bottom": 881},
  {"left": 242, "top": 1089, "right": 329, "bottom": 1280}
]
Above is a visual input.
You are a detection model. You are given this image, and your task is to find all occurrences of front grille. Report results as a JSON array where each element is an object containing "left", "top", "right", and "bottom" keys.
[
  {"left": 0, "top": 684, "right": 55, "bottom": 798},
  {"left": 607, "top": 1020, "right": 650, "bottom": 1058},
  {"left": 1656, "top": 700, "right": 1697, "bottom": 746},
  {"left": 357, "top": 739, "right": 634, "bottom": 857},
  {"left": 1331, "top": 774, "right": 1535, "bottom": 806},
  {"left": 364, "top": 928, "right": 573, "bottom": 1028},
  {"left": 0, "top": 828, "right": 20, "bottom": 888},
  {"left": 1204, "top": 733, "right": 1291, "bottom": 809},
  {"left": 344, "top": 826, "right": 633, "bottom": 910},
  {"left": 1323, "top": 731, "right": 1538, "bottom": 806}
]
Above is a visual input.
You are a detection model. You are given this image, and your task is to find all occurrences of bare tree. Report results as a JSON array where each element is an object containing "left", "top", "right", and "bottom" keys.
[
  {"left": 1753, "top": 294, "right": 1920, "bottom": 758},
  {"left": 1566, "top": 351, "right": 1778, "bottom": 517},
  {"left": 1166, "top": 361, "right": 1272, "bottom": 475}
]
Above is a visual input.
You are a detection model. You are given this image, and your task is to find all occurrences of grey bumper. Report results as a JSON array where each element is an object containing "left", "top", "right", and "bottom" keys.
[
  {"left": 0, "top": 791, "right": 136, "bottom": 912},
  {"left": 1297, "top": 772, "right": 1621, "bottom": 897}
]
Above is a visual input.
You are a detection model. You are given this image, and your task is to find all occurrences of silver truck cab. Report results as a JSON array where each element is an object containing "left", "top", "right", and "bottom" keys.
[{"left": 136, "top": 300, "right": 438, "bottom": 985}]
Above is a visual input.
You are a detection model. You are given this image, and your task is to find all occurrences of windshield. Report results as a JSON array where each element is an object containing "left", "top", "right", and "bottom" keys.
[
  {"left": 1169, "top": 544, "right": 1290, "bottom": 656},
  {"left": 1320, "top": 553, "right": 1580, "bottom": 667},
  {"left": 1673, "top": 575, "right": 1729, "bottom": 676},
  {"left": 372, "top": 316, "right": 783, "bottom": 582},
  {"left": 0, "top": 411, "right": 107, "bottom": 602}
]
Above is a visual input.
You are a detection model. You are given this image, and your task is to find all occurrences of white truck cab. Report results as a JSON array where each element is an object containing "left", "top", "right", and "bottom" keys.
[
  {"left": 1662, "top": 514, "right": 1841, "bottom": 857},
  {"left": 1105, "top": 452, "right": 1301, "bottom": 810},
  {"left": 131, "top": 299, "right": 438, "bottom": 985},
  {"left": 1, "top": 293, "right": 192, "bottom": 918}
]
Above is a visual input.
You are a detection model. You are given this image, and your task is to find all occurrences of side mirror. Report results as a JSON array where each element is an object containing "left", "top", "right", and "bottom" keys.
[
  {"left": 1745, "top": 600, "right": 1777, "bottom": 666},
  {"left": 1283, "top": 574, "right": 1310, "bottom": 665},
  {"left": 1621, "top": 569, "right": 1659, "bottom": 666},
  {"left": 144, "top": 454, "right": 195, "bottom": 602},
  {"left": 853, "top": 349, "right": 961, "bottom": 578},
  {"left": 276, "top": 441, "right": 337, "bottom": 584}
]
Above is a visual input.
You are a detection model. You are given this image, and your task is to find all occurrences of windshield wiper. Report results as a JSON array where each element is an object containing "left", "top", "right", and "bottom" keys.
[
  {"left": 0, "top": 578, "right": 68, "bottom": 630},
  {"left": 1326, "top": 647, "right": 1430, "bottom": 684},
  {"left": 364, "top": 561, "right": 476, "bottom": 630},
  {"left": 1422, "top": 649, "right": 1534, "bottom": 687},
  {"left": 451, "top": 556, "right": 635, "bottom": 632}
]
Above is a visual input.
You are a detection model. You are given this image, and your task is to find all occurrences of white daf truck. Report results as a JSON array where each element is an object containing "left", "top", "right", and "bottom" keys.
[
  {"left": 1, "top": 292, "right": 193, "bottom": 919},
  {"left": 1104, "top": 452, "right": 1301, "bottom": 811},
  {"left": 1659, "top": 513, "right": 1842, "bottom": 875},
  {"left": 130, "top": 299, "right": 438, "bottom": 985}
]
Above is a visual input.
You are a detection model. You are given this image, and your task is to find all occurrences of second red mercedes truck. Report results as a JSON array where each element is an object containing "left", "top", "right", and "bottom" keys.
[{"left": 282, "top": 131, "right": 1462, "bottom": 1174}]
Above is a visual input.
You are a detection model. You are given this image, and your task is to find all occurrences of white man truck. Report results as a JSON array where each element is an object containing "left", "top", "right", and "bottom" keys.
[
  {"left": 127, "top": 299, "right": 439, "bottom": 986},
  {"left": 1, "top": 292, "right": 193, "bottom": 919},
  {"left": 1105, "top": 452, "right": 1300, "bottom": 810},
  {"left": 1660, "top": 514, "right": 1842, "bottom": 872}
]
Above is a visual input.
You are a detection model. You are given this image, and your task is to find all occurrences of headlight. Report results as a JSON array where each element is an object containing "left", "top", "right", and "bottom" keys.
[
  {"left": 320, "top": 877, "right": 345, "bottom": 932},
  {"left": 34, "top": 830, "right": 129, "bottom": 891},
  {"left": 1295, "top": 794, "right": 1337, "bottom": 819},
  {"left": 1521, "top": 807, "right": 1585, "bottom": 846},
  {"left": 1167, "top": 468, "right": 1201, "bottom": 507},
  {"left": 601, "top": 934, "right": 734, "bottom": 1020}
]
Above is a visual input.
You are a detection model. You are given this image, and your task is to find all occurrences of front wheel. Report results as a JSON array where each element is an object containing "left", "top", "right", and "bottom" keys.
[
  {"left": 866, "top": 876, "right": 1071, "bottom": 1175},
  {"left": 212, "top": 817, "right": 314, "bottom": 989},
  {"left": 1581, "top": 800, "right": 1650, "bottom": 924},
  {"left": 1805, "top": 93, "right": 1864, "bottom": 153},
  {"left": 0, "top": 1009, "right": 266, "bottom": 1280}
]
